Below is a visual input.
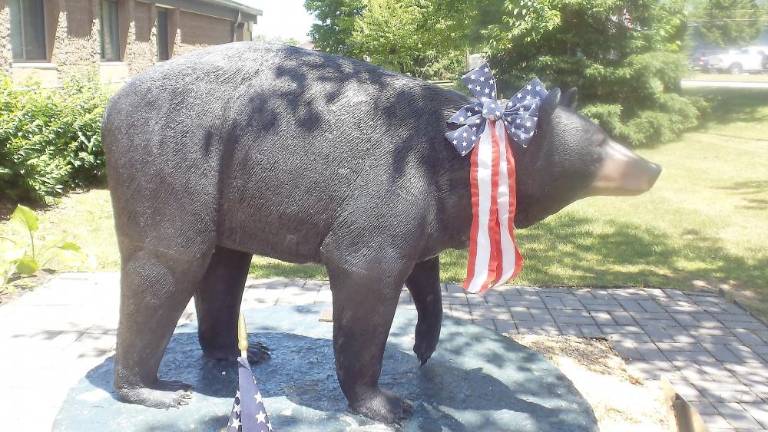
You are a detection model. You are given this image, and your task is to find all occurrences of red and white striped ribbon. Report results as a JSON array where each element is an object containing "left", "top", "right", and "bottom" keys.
[{"left": 464, "top": 120, "right": 523, "bottom": 294}]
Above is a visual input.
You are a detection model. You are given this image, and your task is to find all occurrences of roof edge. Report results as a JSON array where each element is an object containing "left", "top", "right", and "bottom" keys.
[{"left": 201, "top": 0, "right": 263, "bottom": 18}]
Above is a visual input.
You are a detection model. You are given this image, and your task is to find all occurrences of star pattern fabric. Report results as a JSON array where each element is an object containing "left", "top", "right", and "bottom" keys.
[
  {"left": 227, "top": 356, "right": 273, "bottom": 432},
  {"left": 445, "top": 63, "right": 548, "bottom": 155}
]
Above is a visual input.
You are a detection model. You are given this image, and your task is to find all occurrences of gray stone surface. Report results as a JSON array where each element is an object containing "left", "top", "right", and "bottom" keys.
[
  {"left": 53, "top": 305, "right": 597, "bottom": 432},
  {"left": 2, "top": 273, "right": 768, "bottom": 431}
]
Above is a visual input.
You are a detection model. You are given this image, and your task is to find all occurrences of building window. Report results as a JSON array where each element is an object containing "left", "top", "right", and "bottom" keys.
[
  {"left": 156, "top": 8, "right": 170, "bottom": 61},
  {"left": 9, "top": 0, "right": 47, "bottom": 62},
  {"left": 100, "top": 0, "right": 120, "bottom": 61}
]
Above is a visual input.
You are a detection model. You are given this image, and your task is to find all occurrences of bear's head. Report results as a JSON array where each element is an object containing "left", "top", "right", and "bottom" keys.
[{"left": 514, "top": 88, "right": 661, "bottom": 228}]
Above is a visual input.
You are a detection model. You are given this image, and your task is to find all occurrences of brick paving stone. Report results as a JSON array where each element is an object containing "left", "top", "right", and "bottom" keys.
[
  {"left": 541, "top": 296, "right": 566, "bottom": 309},
  {"left": 728, "top": 345, "right": 765, "bottom": 363},
  {"left": 445, "top": 303, "right": 472, "bottom": 320},
  {"left": 471, "top": 305, "right": 513, "bottom": 321},
  {"left": 509, "top": 307, "right": 536, "bottom": 321},
  {"left": 704, "top": 343, "right": 744, "bottom": 363},
  {"left": 664, "top": 349, "right": 720, "bottom": 364},
  {"left": 474, "top": 319, "right": 496, "bottom": 331},
  {"left": 630, "top": 311, "right": 673, "bottom": 321},
  {"left": 639, "top": 300, "right": 666, "bottom": 313},
  {"left": 610, "top": 332, "right": 653, "bottom": 343},
  {"left": 515, "top": 322, "right": 561, "bottom": 335},
  {"left": 551, "top": 310, "right": 596, "bottom": 325},
  {"left": 483, "top": 292, "right": 508, "bottom": 306},
  {"left": 494, "top": 319, "right": 517, "bottom": 335},
  {"left": 716, "top": 403, "right": 765, "bottom": 429},
  {"left": 692, "top": 399, "right": 719, "bottom": 415},
  {"left": 578, "top": 325, "right": 604, "bottom": 338},
  {"left": 443, "top": 292, "right": 469, "bottom": 305},
  {"left": 588, "top": 311, "right": 615, "bottom": 325},
  {"left": 600, "top": 324, "right": 645, "bottom": 334},
  {"left": 633, "top": 342, "right": 668, "bottom": 361},
  {"left": 608, "top": 311, "right": 638, "bottom": 325},
  {"left": 558, "top": 325, "right": 584, "bottom": 337},
  {"left": 700, "top": 412, "right": 742, "bottom": 429},
  {"left": 742, "top": 403, "right": 768, "bottom": 429},
  {"left": 617, "top": 299, "right": 646, "bottom": 312},
  {"left": 577, "top": 301, "right": 624, "bottom": 312},
  {"left": 502, "top": 294, "right": 546, "bottom": 309},
  {"left": 629, "top": 360, "right": 677, "bottom": 380},
  {"left": 669, "top": 376, "right": 705, "bottom": 401},
  {"left": 732, "top": 329, "right": 768, "bottom": 346}
]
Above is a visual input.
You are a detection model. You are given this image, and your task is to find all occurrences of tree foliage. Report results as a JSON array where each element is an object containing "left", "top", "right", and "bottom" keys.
[
  {"left": 305, "top": 0, "right": 365, "bottom": 55},
  {"left": 696, "top": 0, "right": 763, "bottom": 47},
  {"left": 305, "top": 0, "right": 703, "bottom": 146},
  {"left": 484, "top": 0, "right": 701, "bottom": 146},
  {"left": 305, "top": 0, "right": 469, "bottom": 78}
]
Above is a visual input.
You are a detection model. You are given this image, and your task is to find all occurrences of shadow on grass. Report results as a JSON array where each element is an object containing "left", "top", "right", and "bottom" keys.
[
  {"left": 685, "top": 87, "right": 768, "bottom": 126},
  {"left": 440, "top": 212, "right": 767, "bottom": 304},
  {"left": 716, "top": 180, "right": 768, "bottom": 211},
  {"left": 717, "top": 180, "right": 768, "bottom": 195}
]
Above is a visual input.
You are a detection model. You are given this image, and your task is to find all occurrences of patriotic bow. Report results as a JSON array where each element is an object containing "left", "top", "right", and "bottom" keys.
[
  {"left": 445, "top": 64, "right": 548, "bottom": 294},
  {"left": 446, "top": 63, "right": 548, "bottom": 156}
]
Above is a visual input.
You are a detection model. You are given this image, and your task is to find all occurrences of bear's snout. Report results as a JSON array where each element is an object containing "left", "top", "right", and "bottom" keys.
[{"left": 586, "top": 139, "right": 662, "bottom": 196}]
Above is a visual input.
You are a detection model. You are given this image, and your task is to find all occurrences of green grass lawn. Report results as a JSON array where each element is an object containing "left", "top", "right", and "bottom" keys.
[{"left": 2, "top": 89, "right": 767, "bottom": 318}]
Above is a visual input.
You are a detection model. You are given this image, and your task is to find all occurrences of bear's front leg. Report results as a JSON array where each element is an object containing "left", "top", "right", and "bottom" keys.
[
  {"left": 326, "top": 260, "right": 414, "bottom": 424},
  {"left": 405, "top": 256, "right": 442, "bottom": 365}
]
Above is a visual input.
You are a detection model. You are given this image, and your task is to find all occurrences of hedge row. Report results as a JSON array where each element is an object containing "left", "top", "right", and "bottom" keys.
[{"left": 0, "top": 74, "right": 108, "bottom": 204}]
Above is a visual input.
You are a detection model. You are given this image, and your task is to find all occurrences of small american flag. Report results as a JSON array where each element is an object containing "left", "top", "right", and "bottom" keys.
[{"left": 227, "top": 316, "right": 273, "bottom": 432}]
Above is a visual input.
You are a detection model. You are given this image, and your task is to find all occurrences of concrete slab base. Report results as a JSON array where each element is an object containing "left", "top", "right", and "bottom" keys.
[{"left": 53, "top": 305, "right": 597, "bottom": 432}]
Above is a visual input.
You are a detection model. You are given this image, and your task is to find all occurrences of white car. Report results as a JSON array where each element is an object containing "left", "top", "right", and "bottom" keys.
[{"left": 705, "top": 46, "right": 768, "bottom": 74}]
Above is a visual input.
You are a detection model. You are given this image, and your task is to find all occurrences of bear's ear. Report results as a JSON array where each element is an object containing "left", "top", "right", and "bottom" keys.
[
  {"left": 561, "top": 87, "right": 578, "bottom": 110},
  {"left": 540, "top": 87, "right": 561, "bottom": 120}
]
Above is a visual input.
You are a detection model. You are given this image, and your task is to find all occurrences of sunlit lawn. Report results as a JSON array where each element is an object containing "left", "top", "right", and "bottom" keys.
[{"left": 2, "top": 89, "right": 767, "bottom": 318}]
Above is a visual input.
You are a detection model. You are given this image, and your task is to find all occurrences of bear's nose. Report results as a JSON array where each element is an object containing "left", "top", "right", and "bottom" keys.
[{"left": 586, "top": 140, "right": 662, "bottom": 196}]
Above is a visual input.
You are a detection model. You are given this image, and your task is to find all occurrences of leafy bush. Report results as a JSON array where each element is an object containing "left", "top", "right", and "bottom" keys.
[{"left": 0, "top": 74, "right": 108, "bottom": 204}]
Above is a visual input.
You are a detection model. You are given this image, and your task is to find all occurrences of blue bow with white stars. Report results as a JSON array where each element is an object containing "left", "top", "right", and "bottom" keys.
[{"left": 445, "top": 63, "right": 548, "bottom": 156}]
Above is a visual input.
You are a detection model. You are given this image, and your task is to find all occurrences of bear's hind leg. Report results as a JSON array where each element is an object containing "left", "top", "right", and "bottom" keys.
[
  {"left": 195, "top": 246, "right": 269, "bottom": 364},
  {"left": 114, "top": 246, "right": 210, "bottom": 408}
]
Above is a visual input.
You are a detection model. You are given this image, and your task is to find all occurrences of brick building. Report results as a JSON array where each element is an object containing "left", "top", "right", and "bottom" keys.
[{"left": 0, "top": 0, "right": 262, "bottom": 86}]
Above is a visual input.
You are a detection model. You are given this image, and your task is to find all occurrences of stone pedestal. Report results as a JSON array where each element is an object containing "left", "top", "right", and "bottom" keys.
[{"left": 54, "top": 305, "right": 597, "bottom": 431}]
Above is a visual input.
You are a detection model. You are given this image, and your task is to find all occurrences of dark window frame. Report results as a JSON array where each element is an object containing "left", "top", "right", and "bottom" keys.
[
  {"left": 100, "top": 0, "right": 121, "bottom": 62},
  {"left": 156, "top": 7, "right": 170, "bottom": 61},
  {"left": 9, "top": 0, "right": 48, "bottom": 62}
]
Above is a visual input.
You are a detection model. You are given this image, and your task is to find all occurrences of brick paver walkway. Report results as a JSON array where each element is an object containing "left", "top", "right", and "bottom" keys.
[{"left": 1, "top": 273, "right": 767, "bottom": 431}]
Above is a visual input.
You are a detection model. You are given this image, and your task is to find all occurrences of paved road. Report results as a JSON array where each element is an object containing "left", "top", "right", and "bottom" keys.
[
  {"left": 682, "top": 79, "right": 768, "bottom": 89},
  {"left": 1, "top": 273, "right": 767, "bottom": 431}
]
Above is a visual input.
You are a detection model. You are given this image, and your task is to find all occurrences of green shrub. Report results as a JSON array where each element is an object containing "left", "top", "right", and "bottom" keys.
[
  {"left": 485, "top": 0, "right": 702, "bottom": 147},
  {"left": 0, "top": 74, "right": 108, "bottom": 204}
]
